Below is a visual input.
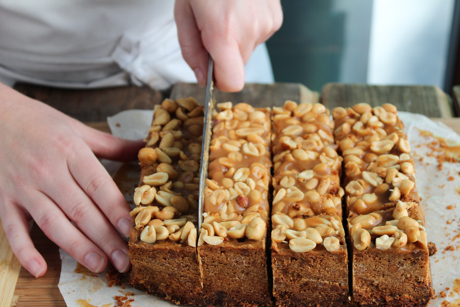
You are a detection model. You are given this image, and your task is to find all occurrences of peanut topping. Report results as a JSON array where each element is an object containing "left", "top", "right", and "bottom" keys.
[
  {"left": 323, "top": 237, "right": 340, "bottom": 252},
  {"left": 353, "top": 229, "right": 371, "bottom": 251},
  {"left": 289, "top": 238, "right": 316, "bottom": 253},
  {"left": 140, "top": 225, "right": 156, "bottom": 244},
  {"left": 376, "top": 235, "right": 394, "bottom": 250}
]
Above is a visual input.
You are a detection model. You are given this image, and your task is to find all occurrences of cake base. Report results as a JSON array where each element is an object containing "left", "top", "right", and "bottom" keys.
[
  {"left": 198, "top": 240, "right": 272, "bottom": 307},
  {"left": 129, "top": 231, "right": 204, "bottom": 306},
  {"left": 271, "top": 243, "right": 349, "bottom": 307},
  {"left": 352, "top": 247, "right": 433, "bottom": 306}
]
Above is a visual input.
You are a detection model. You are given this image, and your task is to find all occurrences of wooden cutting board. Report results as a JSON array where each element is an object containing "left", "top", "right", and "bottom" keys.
[{"left": 4, "top": 82, "right": 459, "bottom": 307}]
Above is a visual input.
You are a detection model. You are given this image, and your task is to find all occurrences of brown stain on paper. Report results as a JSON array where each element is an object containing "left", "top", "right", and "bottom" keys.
[
  {"left": 76, "top": 299, "right": 113, "bottom": 307},
  {"left": 75, "top": 263, "right": 97, "bottom": 276}
]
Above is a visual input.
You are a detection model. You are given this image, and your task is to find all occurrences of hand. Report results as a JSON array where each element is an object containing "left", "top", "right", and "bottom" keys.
[
  {"left": 0, "top": 83, "right": 143, "bottom": 277},
  {"left": 175, "top": 0, "right": 283, "bottom": 92}
]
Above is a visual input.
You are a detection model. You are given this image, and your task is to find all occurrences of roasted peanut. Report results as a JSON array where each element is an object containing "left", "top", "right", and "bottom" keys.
[
  {"left": 305, "top": 228, "right": 323, "bottom": 244},
  {"left": 170, "top": 196, "right": 189, "bottom": 214},
  {"left": 392, "top": 230, "right": 408, "bottom": 248},
  {"left": 351, "top": 213, "right": 382, "bottom": 229},
  {"left": 372, "top": 225, "right": 398, "bottom": 236},
  {"left": 272, "top": 213, "right": 294, "bottom": 228},
  {"left": 399, "top": 179, "right": 414, "bottom": 196},
  {"left": 289, "top": 238, "right": 316, "bottom": 253},
  {"left": 138, "top": 147, "right": 157, "bottom": 165},
  {"left": 323, "top": 237, "right": 340, "bottom": 252},
  {"left": 140, "top": 225, "right": 156, "bottom": 244},
  {"left": 362, "top": 171, "right": 383, "bottom": 187},
  {"left": 353, "top": 229, "right": 371, "bottom": 251},
  {"left": 346, "top": 181, "right": 364, "bottom": 196},
  {"left": 375, "top": 234, "right": 394, "bottom": 250},
  {"left": 272, "top": 226, "right": 287, "bottom": 243}
]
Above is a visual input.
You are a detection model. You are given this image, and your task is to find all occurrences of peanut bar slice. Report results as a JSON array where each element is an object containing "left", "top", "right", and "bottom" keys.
[
  {"left": 271, "top": 101, "right": 349, "bottom": 306},
  {"left": 129, "top": 98, "right": 204, "bottom": 305},
  {"left": 333, "top": 103, "right": 433, "bottom": 306},
  {"left": 198, "top": 102, "right": 272, "bottom": 307}
]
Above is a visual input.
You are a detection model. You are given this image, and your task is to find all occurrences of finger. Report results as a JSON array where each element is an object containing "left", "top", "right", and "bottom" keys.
[
  {"left": 175, "top": 0, "right": 209, "bottom": 87},
  {"left": 71, "top": 121, "right": 144, "bottom": 162},
  {"left": 44, "top": 171, "right": 131, "bottom": 273},
  {"left": 0, "top": 201, "right": 47, "bottom": 278},
  {"left": 25, "top": 190, "right": 108, "bottom": 273},
  {"left": 203, "top": 34, "right": 246, "bottom": 92},
  {"left": 67, "top": 145, "right": 133, "bottom": 238}
]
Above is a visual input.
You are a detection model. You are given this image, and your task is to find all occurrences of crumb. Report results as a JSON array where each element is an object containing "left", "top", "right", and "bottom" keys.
[
  {"left": 445, "top": 246, "right": 455, "bottom": 252},
  {"left": 448, "top": 176, "right": 455, "bottom": 181},
  {"left": 107, "top": 265, "right": 122, "bottom": 287},
  {"left": 428, "top": 242, "right": 438, "bottom": 256},
  {"left": 116, "top": 123, "right": 121, "bottom": 127},
  {"left": 440, "top": 291, "right": 447, "bottom": 298},
  {"left": 446, "top": 287, "right": 450, "bottom": 290},
  {"left": 447, "top": 205, "right": 454, "bottom": 210}
]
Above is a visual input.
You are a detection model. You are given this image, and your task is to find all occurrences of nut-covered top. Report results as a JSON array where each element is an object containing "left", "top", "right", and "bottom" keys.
[
  {"left": 199, "top": 102, "right": 271, "bottom": 246},
  {"left": 348, "top": 202, "right": 427, "bottom": 252},
  {"left": 131, "top": 98, "right": 204, "bottom": 247}
]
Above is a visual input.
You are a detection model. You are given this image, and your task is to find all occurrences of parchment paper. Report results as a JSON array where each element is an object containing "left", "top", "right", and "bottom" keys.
[{"left": 57, "top": 110, "right": 460, "bottom": 307}]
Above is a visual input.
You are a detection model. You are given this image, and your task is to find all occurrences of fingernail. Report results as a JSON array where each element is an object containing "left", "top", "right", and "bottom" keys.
[
  {"left": 118, "top": 218, "right": 132, "bottom": 237},
  {"left": 111, "top": 250, "right": 130, "bottom": 273},
  {"left": 194, "top": 68, "right": 205, "bottom": 86},
  {"left": 84, "top": 252, "right": 105, "bottom": 273},
  {"left": 28, "top": 260, "right": 44, "bottom": 278}
]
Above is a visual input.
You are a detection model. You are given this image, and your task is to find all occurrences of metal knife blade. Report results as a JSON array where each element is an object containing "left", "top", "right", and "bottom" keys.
[{"left": 197, "top": 57, "right": 214, "bottom": 232}]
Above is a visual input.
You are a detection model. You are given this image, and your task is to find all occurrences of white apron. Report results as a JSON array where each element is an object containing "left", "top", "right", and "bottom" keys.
[{"left": 0, "top": 0, "right": 273, "bottom": 90}]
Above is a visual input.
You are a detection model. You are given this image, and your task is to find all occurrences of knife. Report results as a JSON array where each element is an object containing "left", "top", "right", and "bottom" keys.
[{"left": 197, "top": 57, "right": 214, "bottom": 232}]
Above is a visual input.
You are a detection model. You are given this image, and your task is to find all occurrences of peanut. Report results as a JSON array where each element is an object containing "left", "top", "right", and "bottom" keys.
[
  {"left": 323, "top": 237, "right": 340, "bottom": 252},
  {"left": 353, "top": 229, "right": 371, "bottom": 251},
  {"left": 140, "top": 225, "right": 156, "bottom": 244},
  {"left": 289, "top": 238, "right": 316, "bottom": 253}
]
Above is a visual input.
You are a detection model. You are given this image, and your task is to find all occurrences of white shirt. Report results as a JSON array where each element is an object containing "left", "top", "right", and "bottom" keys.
[{"left": 0, "top": 0, "right": 273, "bottom": 90}]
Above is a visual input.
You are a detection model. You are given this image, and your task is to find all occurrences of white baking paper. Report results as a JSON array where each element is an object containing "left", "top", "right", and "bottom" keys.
[{"left": 57, "top": 110, "right": 460, "bottom": 307}]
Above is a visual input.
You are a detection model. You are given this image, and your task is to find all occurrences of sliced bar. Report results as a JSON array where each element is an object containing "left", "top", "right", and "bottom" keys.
[
  {"left": 333, "top": 103, "right": 433, "bottom": 306},
  {"left": 197, "top": 102, "right": 272, "bottom": 307},
  {"left": 129, "top": 98, "right": 204, "bottom": 305},
  {"left": 270, "top": 101, "right": 348, "bottom": 306}
]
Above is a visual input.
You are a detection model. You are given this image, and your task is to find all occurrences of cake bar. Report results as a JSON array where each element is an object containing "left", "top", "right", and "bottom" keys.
[
  {"left": 128, "top": 98, "right": 204, "bottom": 305},
  {"left": 270, "top": 101, "right": 349, "bottom": 306},
  {"left": 197, "top": 102, "right": 272, "bottom": 307},
  {"left": 333, "top": 103, "right": 433, "bottom": 306}
]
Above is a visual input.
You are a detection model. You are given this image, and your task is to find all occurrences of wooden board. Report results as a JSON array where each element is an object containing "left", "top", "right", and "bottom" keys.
[
  {"left": 322, "top": 83, "right": 453, "bottom": 118},
  {"left": 13, "top": 83, "right": 163, "bottom": 122},
  {"left": 170, "top": 82, "right": 320, "bottom": 105}
]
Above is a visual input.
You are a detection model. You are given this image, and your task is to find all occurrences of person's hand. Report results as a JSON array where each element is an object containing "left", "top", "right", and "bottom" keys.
[
  {"left": 175, "top": 0, "right": 283, "bottom": 92},
  {"left": 0, "top": 83, "right": 143, "bottom": 277}
]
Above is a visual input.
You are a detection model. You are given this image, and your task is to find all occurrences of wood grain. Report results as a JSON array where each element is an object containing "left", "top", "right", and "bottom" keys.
[
  {"left": 13, "top": 83, "right": 163, "bottom": 122},
  {"left": 0, "top": 219, "right": 22, "bottom": 307},
  {"left": 322, "top": 83, "right": 453, "bottom": 118},
  {"left": 170, "top": 82, "right": 320, "bottom": 105}
]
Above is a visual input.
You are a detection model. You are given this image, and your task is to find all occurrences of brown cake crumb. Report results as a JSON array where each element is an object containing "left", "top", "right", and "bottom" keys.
[
  {"left": 445, "top": 245, "right": 455, "bottom": 252},
  {"left": 447, "top": 205, "right": 454, "bottom": 210},
  {"left": 428, "top": 242, "right": 438, "bottom": 256},
  {"left": 106, "top": 266, "right": 122, "bottom": 287}
]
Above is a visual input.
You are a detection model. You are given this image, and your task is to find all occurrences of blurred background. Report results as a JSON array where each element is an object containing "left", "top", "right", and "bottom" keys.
[{"left": 266, "top": 0, "right": 459, "bottom": 93}]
